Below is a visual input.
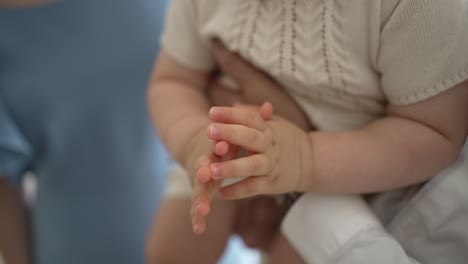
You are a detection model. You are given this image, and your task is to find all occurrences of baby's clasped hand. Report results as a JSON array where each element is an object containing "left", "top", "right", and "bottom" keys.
[
  {"left": 189, "top": 102, "right": 272, "bottom": 234},
  {"left": 208, "top": 102, "right": 313, "bottom": 200}
]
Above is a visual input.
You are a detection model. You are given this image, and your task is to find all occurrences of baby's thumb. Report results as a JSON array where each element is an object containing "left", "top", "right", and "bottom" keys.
[
  {"left": 258, "top": 102, "right": 273, "bottom": 120},
  {"left": 232, "top": 102, "right": 273, "bottom": 120},
  {"left": 232, "top": 102, "right": 259, "bottom": 112}
]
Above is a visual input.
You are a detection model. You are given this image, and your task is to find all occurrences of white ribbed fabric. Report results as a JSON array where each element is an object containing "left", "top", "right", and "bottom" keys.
[{"left": 162, "top": 0, "right": 468, "bottom": 131}]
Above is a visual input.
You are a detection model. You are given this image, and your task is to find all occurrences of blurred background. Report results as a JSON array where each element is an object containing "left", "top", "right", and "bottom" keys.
[{"left": 0, "top": 0, "right": 260, "bottom": 263}]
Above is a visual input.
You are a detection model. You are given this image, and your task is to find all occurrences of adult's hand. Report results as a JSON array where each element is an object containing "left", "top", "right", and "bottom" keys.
[{"left": 208, "top": 39, "right": 312, "bottom": 131}]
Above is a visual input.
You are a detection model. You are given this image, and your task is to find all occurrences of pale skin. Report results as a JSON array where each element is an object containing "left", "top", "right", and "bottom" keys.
[
  {"left": 150, "top": 38, "right": 467, "bottom": 229},
  {"left": 210, "top": 80, "right": 468, "bottom": 197},
  {"left": 146, "top": 42, "right": 307, "bottom": 264},
  {"left": 148, "top": 35, "right": 468, "bottom": 235},
  {"left": 148, "top": 46, "right": 310, "bottom": 234}
]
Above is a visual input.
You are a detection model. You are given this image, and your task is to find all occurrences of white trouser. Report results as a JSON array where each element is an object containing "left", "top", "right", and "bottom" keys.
[
  {"left": 282, "top": 194, "right": 420, "bottom": 264},
  {"left": 282, "top": 143, "right": 468, "bottom": 264}
]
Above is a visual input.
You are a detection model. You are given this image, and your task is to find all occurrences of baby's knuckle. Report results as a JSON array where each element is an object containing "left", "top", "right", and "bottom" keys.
[
  {"left": 248, "top": 129, "right": 260, "bottom": 145},
  {"left": 266, "top": 170, "right": 278, "bottom": 184},
  {"left": 226, "top": 126, "right": 237, "bottom": 141},
  {"left": 246, "top": 111, "right": 257, "bottom": 125},
  {"left": 245, "top": 180, "right": 257, "bottom": 195},
  {"left": 263, "top": 155, "right": 273, "bottom": 171},
  {"left": 266, "top": 128, "right": 274, "bottom": 142},
  {"left": 250, "top": 156, "right": 263, "bottom": 173},
  {"left": 259, "top": 135, "right": 271, "bottom": 151},
  {"left": 226, "top": 163, "right": 236, "bottom": 178},
  {"left": 194, "top": 157, "right": 204, "bottom": 169}
]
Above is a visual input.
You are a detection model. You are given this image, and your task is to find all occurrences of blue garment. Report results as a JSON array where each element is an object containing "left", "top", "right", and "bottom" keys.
[{"left": 0, "top": 1, "right": 170, "bottom": 263}]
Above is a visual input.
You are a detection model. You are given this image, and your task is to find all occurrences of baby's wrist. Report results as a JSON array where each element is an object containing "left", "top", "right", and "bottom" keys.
[{"left": 180, "top": 125, "right": 211, "bottom": 172}]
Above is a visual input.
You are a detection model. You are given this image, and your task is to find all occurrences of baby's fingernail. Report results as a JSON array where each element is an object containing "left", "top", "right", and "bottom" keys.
[
  {"left": 197, "top": 172, "right": 209, "bottom": 183},
  {"left": 209, "top": 107, "right": 219, "bottom": 117},
  {"left": 211, "top": 164, "right": 221, "bottom": 179},
  {"left": 210, "top": 125, "right": 220, "bottom": 138}
]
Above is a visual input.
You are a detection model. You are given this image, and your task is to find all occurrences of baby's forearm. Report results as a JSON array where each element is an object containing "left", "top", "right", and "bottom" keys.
[
  {"left": 148, "top": 79, "right": 211, "bottom": 166},
  {"left": 302, "top": 116, "right": 461, "bottom": 193}
]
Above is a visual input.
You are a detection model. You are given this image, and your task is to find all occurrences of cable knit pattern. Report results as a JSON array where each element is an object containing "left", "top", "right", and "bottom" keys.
[
  {"left": 163, "top": 0, "right": 468, "bottom": 130},
  {"left": 232, "top": 1, "right": 332, "bottom": 92}
]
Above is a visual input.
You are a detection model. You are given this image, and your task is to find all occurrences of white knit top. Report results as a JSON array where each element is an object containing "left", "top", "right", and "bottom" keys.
[{"left": 162, "top": 0, "right": 468, "bottom": 131}]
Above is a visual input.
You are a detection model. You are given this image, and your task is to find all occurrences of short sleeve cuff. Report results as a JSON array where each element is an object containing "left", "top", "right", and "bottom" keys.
[
  {"left": 160, "top": 0, "right": 215, "bottom": 71},
  {"left": 378, "top": 0, "right": 468, "bottom": 105},
  {"left": 389, "top": 68, "right": 468, "bottom": 105},
  {"left": 281, "top": 193, "right": 383, "bottom": 263},
  {"left": 161, "top": 35, "right": 215, "bottom": 72}
]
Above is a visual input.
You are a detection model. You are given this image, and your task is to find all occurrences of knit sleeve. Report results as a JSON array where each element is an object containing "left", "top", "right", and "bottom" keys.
[
  {"left": 160, "top": 0, "right": 215, "bottom": 71},
  {"left": 377, "top": 0, "right": 468, "bottom": 105}
]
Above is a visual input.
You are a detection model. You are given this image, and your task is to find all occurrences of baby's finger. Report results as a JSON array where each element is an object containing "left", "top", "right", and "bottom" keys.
[
  {"left": 257, "top": 102, "right": 273, "bottom": 120},
  {"left": 191, "top": 195, "right": 210, "bottom": 217},
  {"left": 211, "top": 140, "right": 230, "bottom": 157},
  {"left": 196, "top": 166, "right": 212, "bottom": 183},
  {"left": 210, "top": 154, "right": 271, "bottom": 180},
  {"left": 191, "top": 186, "right": 211, "bottom": 234},
  {"left": 195, "top": 154, "right": 215, "bottom": 183},
  {"left": 208, "top": 123, "right": 269, "bottom": 153},
  {"left": 233, "top": 102, "right": 273, "bottom": 121},
  {"left": 191, "top": 208, "right": 206, "bottom": 234},
  {"left": 209, "top": 106, "right": 267, "bottom": 131},
  {"left": 232, "top": 103, "right": 260, "bottom": 113},
  {"left": 218, "top": 177, "right": 267, "bottom": 200},
  {"left": 222, "top": 143, "right": 239, "bottom": 161}
]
